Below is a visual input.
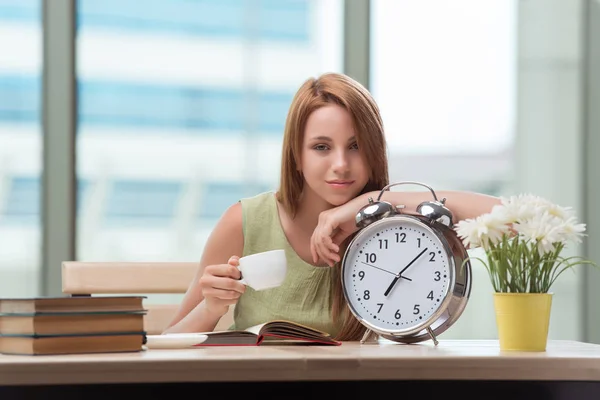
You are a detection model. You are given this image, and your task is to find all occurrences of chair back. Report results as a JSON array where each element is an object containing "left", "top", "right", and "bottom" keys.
[{"left": 61, "top": 261, "right": 234, "bottom": 334}]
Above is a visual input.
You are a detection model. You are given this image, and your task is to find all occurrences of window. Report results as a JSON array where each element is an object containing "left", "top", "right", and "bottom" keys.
[
  {"left": 371, "top": 0, "right": 516, "bottom": 195},
  {"left": 370, "top": 0, "right": 517, "bottom": 339},
  {"left": 75, "top": 0, "right": 344, "bottom": 268},
  {"left": 0, "top": 0, "right": 43, "bottom": 296}
]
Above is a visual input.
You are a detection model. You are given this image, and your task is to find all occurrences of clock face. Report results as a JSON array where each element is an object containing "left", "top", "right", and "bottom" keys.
[{"left": 342, "top": 216, "right": 453, "bottom": 334}]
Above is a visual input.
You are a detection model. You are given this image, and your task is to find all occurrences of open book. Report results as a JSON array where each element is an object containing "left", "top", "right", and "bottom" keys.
[{"left": 193, "top": 320, "right": 341, "bottom": 346}]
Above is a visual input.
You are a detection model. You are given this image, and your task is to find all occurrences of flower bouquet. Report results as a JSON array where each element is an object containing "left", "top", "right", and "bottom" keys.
[{"left": 454, "top": 194, "right": 597, "bottom": 351}]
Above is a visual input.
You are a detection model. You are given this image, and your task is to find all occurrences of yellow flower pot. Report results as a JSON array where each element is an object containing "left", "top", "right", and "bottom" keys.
[{"left": 493, "top": 292, "right": 553, "bottom": 352}]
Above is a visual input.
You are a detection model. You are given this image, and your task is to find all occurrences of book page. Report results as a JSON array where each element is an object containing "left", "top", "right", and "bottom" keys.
[
  {"left": 241, "top": 321, "right": 340, "bottom": 345},
  {"left": 262, "top": 320, "right": 331, "bottom": 337},
  {"left": 244, "top": 322, "right": 268, "bottom": 335},
  {"left": 197, "top": 329, "right": 258, "bottom": 345},
  {"left": 245, "top": 320, "right": 336, "bottom": 341}
]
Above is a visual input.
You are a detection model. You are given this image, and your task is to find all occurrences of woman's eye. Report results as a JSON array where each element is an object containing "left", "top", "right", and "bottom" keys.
[
  {"left": 349, "top": 142, "right": 359, "bottom": 150},
  {"left": 313, "top": 144, "right": 329, "bottom": 151}
]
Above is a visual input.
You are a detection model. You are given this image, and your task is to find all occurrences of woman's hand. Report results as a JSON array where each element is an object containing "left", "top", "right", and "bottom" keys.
[
  {"left": 198, "top": 255, "right": 246, "bottom": 317},
  {"left": 310, "top": 204, "right": 361, "bottom": 267}
]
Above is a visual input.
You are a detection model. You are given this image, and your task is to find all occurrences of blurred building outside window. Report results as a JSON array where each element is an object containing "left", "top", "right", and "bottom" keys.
[
  {"left": 370, "top": 0, "right": 517, "bottom": 339},
  {"left": 0, "top": 0, "right": 43, "bottom": 297}
]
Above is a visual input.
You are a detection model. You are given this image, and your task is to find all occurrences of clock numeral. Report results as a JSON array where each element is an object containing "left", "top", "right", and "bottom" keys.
[
  {"left": 395, "top": 232, "right": 406, "bottom": 243},
  {"left": 363, "top": 290, "right": 370, "bottom": 300},
  {"left": 427, "top": 290, "right": 434, "bottom": 300},
  {"left": 434, "top": 271, "right": 441, "bottom": 281},
  {"left": 378, "top": 239, "right": 388, "bottom": 249},
  {"left": 413, "top": 304, "right": 420, "bottom": 315},
  {"left": 417, "top": 238, "right": 421, "bottom": 248},
  {"left": 377, "top": 303, "right": 384, "bottom": 313},
  {"left": 429, "top": 252, "right": 436, "bottom": 262},
  {"left": 358, "top": 271, "right": 365, "bottom": 280},
  {"left": 395, "top": 310, "right": 401, "bottom": 319},
  {"left": 365, "top": 253, "right": 377, "bottom": 263}
]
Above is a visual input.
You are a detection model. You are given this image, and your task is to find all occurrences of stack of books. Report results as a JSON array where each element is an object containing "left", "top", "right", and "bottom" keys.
[{"left": 0, "top": 296, "right": 147, "bottom": 355}]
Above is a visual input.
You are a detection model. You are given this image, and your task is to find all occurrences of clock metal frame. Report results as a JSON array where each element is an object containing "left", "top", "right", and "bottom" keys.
[{"left": 340, "top": 181, "right": 472, "bottom": 346}]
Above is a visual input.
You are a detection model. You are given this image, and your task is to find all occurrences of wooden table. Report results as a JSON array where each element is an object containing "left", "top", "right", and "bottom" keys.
[{"left": 1, "top": 340, "right": 599, "bottom": 399}]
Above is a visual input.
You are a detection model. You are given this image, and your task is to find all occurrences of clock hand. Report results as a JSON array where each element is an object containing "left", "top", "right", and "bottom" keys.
[
  {"left": 361, "top": 262, "right": 412, "bottom": 281},
  {"left": 383, "top": 276, "right": 400, "bottom": 297},
  {"left": 361, "top": 262, "right": 395, "bottom": 276},
  {"left": 398, "top": 247, "right": 428, "bottom": 276},
  {"left": 383, "top": 247, "right": 428, "bottom": 297}
]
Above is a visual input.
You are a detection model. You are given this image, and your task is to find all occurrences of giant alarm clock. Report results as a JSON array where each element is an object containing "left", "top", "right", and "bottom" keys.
[{"left": 341, "top": 181, "right": 472, "bottom": 345}]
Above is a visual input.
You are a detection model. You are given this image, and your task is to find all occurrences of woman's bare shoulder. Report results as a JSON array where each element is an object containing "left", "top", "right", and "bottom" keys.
[{"left": 200, "top": 202, "right": 244, "bottom": 264}]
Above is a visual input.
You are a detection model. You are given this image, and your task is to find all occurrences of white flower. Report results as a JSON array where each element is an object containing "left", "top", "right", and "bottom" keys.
[
  {"left": 454, "top": 212, "right": 510, "bottom": 250},
  {"left": 515, "top": 212, "right": 563, "bottom": 255},
  {"left": 488, "top": 203, "right": 518, "bottom": 225},
  {"left": 454, "top": 218, "right": 483, "bottom": 248},
  {"left": 499, "top": 194, "right": 552, "bottom": 223},
  {"left": 454, "top": 193, "right": 587, "bottom": 257},
  {"left": 544, "top": 203, "right": 575, "bottom": 222},
  {"left": 455, "top": 192, "right": 595, "bottom": 293},
  {"left": 556, "top": 216, "right": 586, "bottom": 244}
]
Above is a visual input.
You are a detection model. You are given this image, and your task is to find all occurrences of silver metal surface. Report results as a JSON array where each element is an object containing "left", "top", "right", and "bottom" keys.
[
  {"left": 374, "top": 181, "right": 455, "bottom": 227},
  {"left": 343, "top": 182, "right": 472, "bottom": 345},
  {"left": 376, "top": 181, "right": 439, "bottom": 201},
  {"left": 355, "top": 197, "right": 396, "bottom": 229},
  {"left": 416, "top": 199, "right": 453, "bottom": 227},
  {"left": 426, "top": 327, "right": 439, "bottom": 346}
]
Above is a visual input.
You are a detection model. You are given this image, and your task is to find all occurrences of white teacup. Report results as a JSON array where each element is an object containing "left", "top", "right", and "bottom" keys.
[{"left": 238, "top": 249, "right": 287, "bottom": 291}]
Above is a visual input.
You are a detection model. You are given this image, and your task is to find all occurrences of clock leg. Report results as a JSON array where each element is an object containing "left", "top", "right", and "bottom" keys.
[
  {"left": 426, "top": 327, "right": 439, "bottom": 346},
  {"left": 360, "top": 329, "right": 376, "bottom": 344}
]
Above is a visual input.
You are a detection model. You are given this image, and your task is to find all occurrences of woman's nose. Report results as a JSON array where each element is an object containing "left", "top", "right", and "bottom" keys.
[{"left": 332, "top": 150, "right": 350, "bottom": 172}]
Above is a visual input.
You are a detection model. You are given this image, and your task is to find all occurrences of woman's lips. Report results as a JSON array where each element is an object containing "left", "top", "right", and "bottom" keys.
[{"left": 326, "top": 180, "right": 355, "bottom": 188}]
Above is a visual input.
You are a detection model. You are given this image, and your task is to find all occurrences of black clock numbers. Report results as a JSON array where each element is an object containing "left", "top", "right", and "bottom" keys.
[
  {"left": 373, "top": 302, "right": 402, "bottom": 320},
  {"left": 350, "top": 223, "right": 449, "bottom": 329}
]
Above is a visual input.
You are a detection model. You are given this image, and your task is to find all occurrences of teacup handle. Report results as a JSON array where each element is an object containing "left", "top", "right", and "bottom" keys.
[{"left": 237, "top": 266, "right": 248, "bottom": 286}]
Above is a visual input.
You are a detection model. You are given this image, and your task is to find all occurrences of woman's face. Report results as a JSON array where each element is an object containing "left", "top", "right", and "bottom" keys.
[{"left": 300, "top": 104, "right": 369, "bottom": 207}]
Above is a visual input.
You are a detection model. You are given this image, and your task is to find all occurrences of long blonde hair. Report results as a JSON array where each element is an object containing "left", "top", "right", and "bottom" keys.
[{"left": 276, "top": 73, "right": 389, "bottom": 341}]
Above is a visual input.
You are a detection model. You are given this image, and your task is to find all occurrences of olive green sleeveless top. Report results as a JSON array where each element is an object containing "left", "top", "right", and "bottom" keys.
[{"left": 230, "top": 191, "right": 341, "bottom": 337}]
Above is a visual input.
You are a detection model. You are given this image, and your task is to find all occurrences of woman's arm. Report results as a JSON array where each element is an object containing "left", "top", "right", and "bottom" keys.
[
  {"left": 377, "top": 189, "right": 501, "bottom": 223},
  {"left": 310, "top": 189, "right": 501, "bottom": 266},
  {"left": 162, "top": 202, "right": 244, "bottom": 334}
]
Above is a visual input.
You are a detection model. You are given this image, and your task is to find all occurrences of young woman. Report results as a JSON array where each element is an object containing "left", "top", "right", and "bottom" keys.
[{"left": 163, "top": 72, "right": 500, "bottom": 340}]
